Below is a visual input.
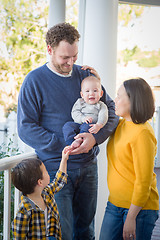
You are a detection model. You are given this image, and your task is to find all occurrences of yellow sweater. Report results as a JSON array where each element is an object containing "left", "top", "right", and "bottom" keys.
[{"left": 107, "top": 119, "right": 159, "bottom": 210}]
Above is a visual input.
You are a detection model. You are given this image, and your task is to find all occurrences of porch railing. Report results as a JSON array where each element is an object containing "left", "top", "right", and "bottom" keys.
[
  {"left": 0, "top": 152, "right": 36, "bottom": 240},
  {"left": 0, "top": 107, "right": 160, "bottom": 239}
]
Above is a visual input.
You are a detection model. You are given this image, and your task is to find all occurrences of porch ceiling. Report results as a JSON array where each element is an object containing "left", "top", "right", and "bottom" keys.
[{"left": 119, "top": 0, "right": 160, "bottom": 6}]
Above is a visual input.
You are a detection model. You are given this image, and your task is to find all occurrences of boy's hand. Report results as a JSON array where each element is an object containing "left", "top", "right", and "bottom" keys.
[
  {"left": 62, "top": 146, "right": 72, "bottom": 161},
  {"left": 59, "top": 146, "right": 72, "bottom": 173},
  {"left": 89, "top": 123, "right": 103, "bottom": 134}
]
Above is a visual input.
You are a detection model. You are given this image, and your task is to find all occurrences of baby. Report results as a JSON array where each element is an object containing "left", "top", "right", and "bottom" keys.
[{"left": 63, "top": 76, "right": 108, "bottom": 149}]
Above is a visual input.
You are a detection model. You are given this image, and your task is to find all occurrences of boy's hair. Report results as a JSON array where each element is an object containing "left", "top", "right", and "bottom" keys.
[
  {"left": 11, "top": 158, "right": 43, "bottom": 196},
  {"left": 81, "top": 76, "right": 102, "bottom": 90},
  {"left": 46, "top": 22, "right": 80, "bottom": 48},
  {"left": 124, "top": 78, "right": 155, "bottom": 124}
]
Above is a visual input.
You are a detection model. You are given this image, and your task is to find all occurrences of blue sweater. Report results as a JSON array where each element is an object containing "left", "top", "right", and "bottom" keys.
[{"left": 17, "top": 63, "right": 119, "bottom": 170}]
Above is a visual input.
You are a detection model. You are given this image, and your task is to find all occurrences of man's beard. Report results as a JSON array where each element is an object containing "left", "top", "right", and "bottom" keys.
[{"left": 52, "top": 61, "right": 72, "bottom": 75}]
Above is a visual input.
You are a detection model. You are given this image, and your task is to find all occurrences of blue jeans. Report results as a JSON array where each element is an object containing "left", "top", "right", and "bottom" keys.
[
  {"left": 49, "top": 162, "right": 98, "bottom": 240},
  {"left": 99, "top": 201, "right": 159, "bottom": 240},
  {"left": 63, "top": 121, "right": 90, "bottom": 145}
]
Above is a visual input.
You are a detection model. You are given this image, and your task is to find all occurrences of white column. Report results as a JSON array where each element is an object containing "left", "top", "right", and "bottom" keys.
[
  {"left": 48, "top": 0, "right": 66, "bottom": 29},
  {"left": 78, "top": 1, "right": 118, "bottom": 238}
]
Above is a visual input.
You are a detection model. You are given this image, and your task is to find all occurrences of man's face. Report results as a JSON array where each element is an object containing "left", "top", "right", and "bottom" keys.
[{"left": 47, "top": 40, "right": 78, "bottom": 75}]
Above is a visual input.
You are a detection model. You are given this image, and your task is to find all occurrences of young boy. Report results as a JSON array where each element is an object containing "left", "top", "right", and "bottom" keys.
[
  {"left": 11, "top": 146, "right": 71, "bottom": 240},
  {"left": 63, "top": 75, "right": 108, "bottom": 149}
]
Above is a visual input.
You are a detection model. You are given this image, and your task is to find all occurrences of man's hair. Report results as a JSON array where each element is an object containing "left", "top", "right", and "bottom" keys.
[
  {"left": 11, "top": 158, "right": 43, "bottom": 196},
  {"left": 46, "top": 22, "right": 80, "bottom": 48},
  {"left": 81, "top": 76, "right": 102, "bottom": 90},
  {"left": 124, "top": 78, "right": 155, "bottom": 124}
]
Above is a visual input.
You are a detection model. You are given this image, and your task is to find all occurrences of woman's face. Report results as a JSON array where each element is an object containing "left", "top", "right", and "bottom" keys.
[{"left": 115, "top": 84, "right": 131, "bottom": 120}]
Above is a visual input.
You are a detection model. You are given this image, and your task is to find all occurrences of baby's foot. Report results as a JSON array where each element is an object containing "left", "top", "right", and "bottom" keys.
[{"left": 71, "top": 138, "right": 83, "bottom": 149}]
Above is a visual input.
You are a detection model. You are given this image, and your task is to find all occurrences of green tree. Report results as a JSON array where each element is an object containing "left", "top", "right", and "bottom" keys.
[
  {"left": 0, "top": 0, "right": 48, "bottom": 115},
  {"left": 118, "top": 4, "right": 144, "bottom": 26},
  {"left": 66, "top": 0, "right": 79, "bottom": 28}
]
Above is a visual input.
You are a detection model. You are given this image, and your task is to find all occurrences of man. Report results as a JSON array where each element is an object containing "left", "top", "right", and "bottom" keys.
[{"left": 17, "top": 22, "right": 119, "bottom": 240}]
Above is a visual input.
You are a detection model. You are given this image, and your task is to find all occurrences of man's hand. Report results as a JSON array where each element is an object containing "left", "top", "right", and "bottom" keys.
[
  {"left": 70, "top": 132, "right": 96, "bottom": 155},
  {"left": 89, "top": 123, "right": 103, "bottom": 134},
  {"left": 81, "top": 65, "right": 101, "bottom": 80}
]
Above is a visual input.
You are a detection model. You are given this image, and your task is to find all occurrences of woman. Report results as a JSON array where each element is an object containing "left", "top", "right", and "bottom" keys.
[{"left": 99, "top": 78, "right": 159, "bottom": 240}]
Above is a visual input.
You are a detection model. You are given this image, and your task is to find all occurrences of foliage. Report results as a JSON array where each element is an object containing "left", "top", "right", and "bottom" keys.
[
  {"left": 118, "top": 4, "right": 144, "bottom": 26},
  {"left": 0, "top": 139, "right": 21, "bottom": 239},
  {"left": 0, "top": 0, "right": 48, "bottom": 115},
  {"left": 122, "top": 46, "right": 139, "bottom": 65},
  {"left": 137, "top": 55, "right": 160, "bottom": 68},
  {"left": 119, "top": 46, "right": 160, "bottom": 67},
  {"left": 5, "top": 103, "right": 17, "bottom": 118},
  {"left": 66, "top": 0, "right": 79, "bottom": 28}
]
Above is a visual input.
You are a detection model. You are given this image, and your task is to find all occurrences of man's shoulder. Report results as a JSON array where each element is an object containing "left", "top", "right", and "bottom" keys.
[
  {"left": 22, "top": 64, "right": 47, "bottom": 87},
  {"left": 26, "top": 63, "right": 47, "bottom": 78}
]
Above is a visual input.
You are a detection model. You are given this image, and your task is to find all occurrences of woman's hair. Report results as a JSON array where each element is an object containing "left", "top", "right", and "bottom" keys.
[
  {"left": 11, "top": 158, "right": 43, "bottom": 196},
  {"left": 123, "top": 78, "right": 155, "bottom": 124},
  {"left": 46, "top": 22, "right": 80, "bottom": 48}
]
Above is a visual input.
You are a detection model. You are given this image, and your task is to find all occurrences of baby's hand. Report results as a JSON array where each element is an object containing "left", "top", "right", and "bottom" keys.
[
  {"left": 85, "top": 117, "right": 93, "bottom": 124},
  {"left": 89, "top": 123, "right": 103, "bottom": 134},
  {"left": 62, "top": 146, "right": 72, "bottom": 161}
]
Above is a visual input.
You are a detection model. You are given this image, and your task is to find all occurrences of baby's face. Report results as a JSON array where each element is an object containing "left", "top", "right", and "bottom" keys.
[{"left": 81, "top": 80, "right": 103, "bottom": 105}]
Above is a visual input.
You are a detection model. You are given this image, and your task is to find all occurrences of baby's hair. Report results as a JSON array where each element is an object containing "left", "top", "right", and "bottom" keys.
[
  {"left": 81, "top": 76, "right": 102, "bottom": 90},
  {"left": 11, "top": 158, "right": 43, "bottom": 196}
]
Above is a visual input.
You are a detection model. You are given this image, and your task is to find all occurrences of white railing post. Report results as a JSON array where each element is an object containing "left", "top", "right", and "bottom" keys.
[{"left": 3, "top": 169, "right": 11, "bottom": 240}]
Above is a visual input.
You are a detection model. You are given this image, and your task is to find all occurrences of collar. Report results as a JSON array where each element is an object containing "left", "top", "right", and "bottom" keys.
[{"left": 46, "top": 63, "right": 72, "bottom": 77}]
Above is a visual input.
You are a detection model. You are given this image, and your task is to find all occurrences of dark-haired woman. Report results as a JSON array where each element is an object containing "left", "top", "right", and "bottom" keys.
[{"left": 99, "top": 78, "right": 159, "bottom": 240}]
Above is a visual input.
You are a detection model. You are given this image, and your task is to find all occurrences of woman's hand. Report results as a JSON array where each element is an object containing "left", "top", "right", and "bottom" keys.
[
  {"left": 81, "top": 65, "right": 100, "bottom": 80},
  {"left": 123, "top": 204, "right": 142, "bottom": 240},
  {"left": 123, "top": 216, "right": 136, "bottom": 240}
]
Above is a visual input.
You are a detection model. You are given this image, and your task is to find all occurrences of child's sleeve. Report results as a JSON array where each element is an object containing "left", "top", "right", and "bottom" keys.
[
  {"left": 97, "top": 101, "right": 108, "bottom": 126},
  {"left": 71, "top": 98, "right": 86, "bottom": 124},
  {"left": 45, "top": 170, "right": 67, "bottom": 195},
  {"left": 12, "top": 211, "right": 29, "bottom": 239}
]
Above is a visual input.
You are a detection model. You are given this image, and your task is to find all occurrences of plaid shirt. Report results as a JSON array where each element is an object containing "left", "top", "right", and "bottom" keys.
[{"left": 12, "top": 170, "right": 67, "bottom": 240}]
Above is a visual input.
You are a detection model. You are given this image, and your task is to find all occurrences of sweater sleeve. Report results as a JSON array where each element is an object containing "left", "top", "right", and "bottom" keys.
[
  {"left": 131, "top": 129, "right": 157, "bottom": 207},
  {"left": 97, "top": 101, "right": 108, "bottom": 126},
  {"left": 45, "top": 170, "right": 67, "bottom": 195},
  {"left": 17, "top": 74, "right": 59, "bottom": 152},
  {"left": 93, "top": 86, "right": 119, "bottom": 145},
  {"left": 71, "top": 98, "right": 85, "bottom": 124}
]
